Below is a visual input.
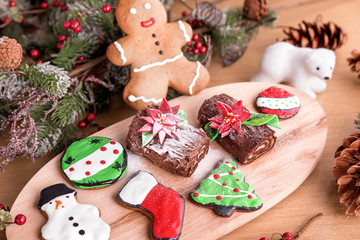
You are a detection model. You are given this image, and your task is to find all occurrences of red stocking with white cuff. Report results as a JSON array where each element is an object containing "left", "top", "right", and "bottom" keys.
[{"left": 118, "top": 171, "right": 185, "bottom": 240}]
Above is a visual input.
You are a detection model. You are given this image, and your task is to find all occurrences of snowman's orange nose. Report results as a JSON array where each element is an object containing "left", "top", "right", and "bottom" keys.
[{"left": 55, "top": 200, "right": 62, "bottom": 210}]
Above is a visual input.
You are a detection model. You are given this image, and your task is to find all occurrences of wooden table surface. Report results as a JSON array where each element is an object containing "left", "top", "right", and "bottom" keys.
[{"left": 1, "top": 0, "right": 360, "bottom": 239}]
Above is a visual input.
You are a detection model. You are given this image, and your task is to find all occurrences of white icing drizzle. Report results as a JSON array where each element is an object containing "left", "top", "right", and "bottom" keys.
[
  {"left": 128, "top": 95, "right": 163, "bottom": 104},
  {"left": 114, "top": 41, "right": 127, "bottom": 64},
  {"left": 41, "top": 192, "right": 110, "bottom": 240},
  {"left": 119, "top": 171, "right": 158, "bottom": 205},
  {"left": 133, "top": 53, "right": 183, "bottom": 72},
  {"left": 64, "top": 141, "right": 123, "bottom": 181},
  {"left": 189, "top": 61, "right": 201, "bottom": 95},
  {"left": 257, "top": 96, "right": 300, "bottom": 110},
  {"left": 177, "top": 20, "right": 191, "bottom": 42}
]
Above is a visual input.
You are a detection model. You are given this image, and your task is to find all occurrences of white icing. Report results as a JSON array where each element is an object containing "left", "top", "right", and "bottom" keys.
[
  {"left": 256, "top": 96, "right": 300, "bottom": 110},
  {"left": 196, "top": 193, "right": 252, "bottom": 198},
  {"left": 130, "top": 8, "right": 137, "bottom": 14},
  {"left": 41, "top": 192, "right": 110, "bottom": 240},
  {"left": 119, "top": 171, "right": 158, "bottom": 205},
  {"left": 64, "top": 141, "right": 123, "bottom": 181},
  {"left": 128, "top": 95, "right": 163, "bottom": 104},
  {"left": 189, "top": 61, "right": 201, "bottom": 95},
  {"left": 178, "top": 20, "right": 191, "bottom": 42},
  {"left": 144, "top": 3, "right": 151, "bottom": 9},
  {"left": 133, "top": 53, "right": 183, "bottom": 72},
  {"left": 114, "top": 41, "right": 127, "bottom": 64}
]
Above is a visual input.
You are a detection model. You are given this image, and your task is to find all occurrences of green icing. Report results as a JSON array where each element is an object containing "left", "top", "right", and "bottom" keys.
[{"left": 190, "top": 158, "right": 262, "bottom": 215}]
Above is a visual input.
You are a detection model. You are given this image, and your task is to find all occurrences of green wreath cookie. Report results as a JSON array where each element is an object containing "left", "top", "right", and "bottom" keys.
[{"left": 61, "top": 137, "right": 127, "bottom": 189}]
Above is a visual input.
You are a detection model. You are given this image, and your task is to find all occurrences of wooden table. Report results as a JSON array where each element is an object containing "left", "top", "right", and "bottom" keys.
[{"left": 1, "top": 0, "right": 360, "bottom": 239}]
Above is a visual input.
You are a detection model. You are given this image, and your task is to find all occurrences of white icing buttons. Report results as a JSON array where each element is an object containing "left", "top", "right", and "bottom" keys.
[
  {"left": 130, "top": 8, "right": 137, "bottom": 14},
  {"left": 144, "top": 3, "right": 151, "bottom": 9}
]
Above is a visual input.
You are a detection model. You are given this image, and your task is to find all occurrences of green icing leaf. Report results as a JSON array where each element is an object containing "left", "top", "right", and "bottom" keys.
[
  {"left": 204, "top": 122, "right": 219, "bottom": 141},
  {"left": 142, "top": 131, "right": 154, "bottom": 147},
  {"left": 242, "top": 112, "right": 281, "bottom": 129},
  {"left": 0, "top": 210, "right": 12, "bottom": 230},
  {"left": 190, "top": 158, "right": 263, "bottom": 216},
  {"left": 176, "top": 110, "right": 188, "bottom": 125}
]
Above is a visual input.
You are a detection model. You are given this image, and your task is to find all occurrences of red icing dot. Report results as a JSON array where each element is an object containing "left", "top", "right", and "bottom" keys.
[
  {"left": 236, "top": 179, "right": 240, "bottom": 181},
  {"left": 213, "top": 174, "right": 221, "bottom": 179},
  {"left": 100, "top": 147, "right": 107, "bottom": 151},
  {"left": 85, "top": 171, "right": 91, "bottom": 176},
  {"left": 193, "top": 192, "right": 199, "bottom": 197},
  {"left": 229, "top": 172, "right": 234, "bottom": 175},
  {"left": 248, "top": 195, "right": 253, "bottom": 199},
  {"left": 62, "top": 206, "right": 64, "bottom": 208},
  {"left": 86, "top": 161, "right": 91, "bottom": 165},
  {"left": 232, "top": 166, "right": 236, "bottom": 170},
  {"left": 110, "top": 141, "right": 116, "bottom": 145},
  {"left": 225, "top": 161, "right": 229, "bottom": 164},
  {"left": 100, "top": 160, "right": 106, "bottom": 164},
  {"left": 222, "top": 183, "right": 227, "bottom": 186},
  {"left": 69, "top": 167, "right": 74, "bottom": 172},
  {"left": 234, "top": 188, "right": 240, "bottom": 193},
  {"left": 216, "top": 196, "right": 222, "bottom": 200},
  {"left": 113, "top": 149, "right": 119, "bottom": 154}
]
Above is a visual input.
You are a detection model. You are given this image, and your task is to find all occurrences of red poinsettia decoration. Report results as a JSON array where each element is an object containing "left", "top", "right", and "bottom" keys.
[
  {"left": 209, "top": 101, "right": 252, "bottom": 138},
  {"left": 138, "top": 98, "right": 183, "bottom": 144}
]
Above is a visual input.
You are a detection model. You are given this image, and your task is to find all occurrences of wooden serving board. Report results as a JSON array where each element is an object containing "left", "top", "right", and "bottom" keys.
[{"left": 6, "top": 82, "right": 327, "bottom": 240}]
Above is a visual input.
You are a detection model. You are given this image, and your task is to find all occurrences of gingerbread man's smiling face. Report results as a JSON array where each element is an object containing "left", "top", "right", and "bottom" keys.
[{"left": 115, "top": 0, "right": 167, "bottom": 35}]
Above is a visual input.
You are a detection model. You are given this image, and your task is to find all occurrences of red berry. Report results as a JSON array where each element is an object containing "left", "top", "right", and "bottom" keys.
[
  {"left": 186, "top": 47, "right": 192, "bottom": 53},
  {"left": 259, "top": 238, "right": 269, "bottom": 240},
  {"left": 98, "top": 39, "right": 105, "bottom": 44},
  {"left": 3, "top": 17, "right": 11, "bottom": 24},
  {"left": 30, "top": 49, "right": 39, "bottom": 58},
  {"left": 192, "top": 20, "right": 199, "bottom": 27},
  {"left": 282, "top": 232, "right": 294, "bottom": 240},
  {"left": 77, "top": 56, "right": 85, "bottom": 61},
  {"left": 36, "top": 60, "right": 44, "bottom": 64},
  {"left": 192, "top": 48, "right": 199, "bottom": 55},
  {"left": 200, "top": 46, "right": 207, "bottom": 54},
  {"left": 73, "top": 63, "right": 80, "bottom": 69},
  {"left": 86, "top": 113, "right": 95, "bottom": 122},
  {"left": 56, "top": 42, "right": 63, "bottom": 50},
  {"left": 0, "top": 204, "right": 5, "bottom": 210},
  {"left": 63, "top": 21, "right": 71, "bottom": 29},
  {"left": 186, "top": 19, "right": 193, "bottom": 25},
  {"left": 53, "top": 0, "right": 60, "bottom": 7},
  {"left": 194, "top": 41, "right": 203, "bottom": 49},
  {"left": 97, "top": 126, "right": 105, "bottom": 131},
  {"left": 78, "top": 120, "right": 87, "bottom": 129},
  {"left": 14, "top": 214, "right": 26, "bottom": 225},
  {"left": 102, "top": 4, "right": 111, "bottom": 13},
  {"left": 9, "top": 1, "right": 17, "bottom": 7},
  {"left": 192, "top": 34, "right": 200, "bottom": 42},
  {"left": 40, "top": 2, "right": 48, "bottom": 9},
  {"left": 73, "top": 25, "right": 81, "bottom": 33},
  {"left": 187, "top": 41, "right": 193, "bottom": 47},
  {"left": 88, "top": 74, "right": 94, "bottom": 78},
  {"left": 58, "top": 34, "right": 66, "bottom": 42},
  {"left": 60, "top": 4, "right": 68, "bottom": 11},
  {"left": 70, "top": 21, "right": 79, "bottom": 30},
  {"left": 20, "top": 16, "right": 24, "bottom": 24},
  {"left": 182, "top": 11, "right": 188, "bottom": 17}
]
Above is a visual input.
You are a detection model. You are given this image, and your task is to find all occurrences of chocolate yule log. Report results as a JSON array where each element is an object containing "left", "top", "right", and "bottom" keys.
[
  {"left": 127, "top": 105, "right": 210, "bottom": 177},
  {"left": 198, "top": 94, "right": 276, "bottom": 164}
]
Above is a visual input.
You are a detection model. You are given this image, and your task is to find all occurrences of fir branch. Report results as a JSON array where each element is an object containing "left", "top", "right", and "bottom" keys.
[{"left": 355, "top": 113, "right": 360, "bottom": 129}]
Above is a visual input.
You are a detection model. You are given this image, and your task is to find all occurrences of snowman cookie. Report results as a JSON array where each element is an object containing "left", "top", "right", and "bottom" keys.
[
  {"left": 37, "top": 183, "right": 110, "bottom": 240},
  {"left": 61, "top": 137, "right": 127, "bottom": 189},
  {"left": 106, "top": 0, "right": 210, "bottom": 110},
  {"left": 256, "top": 87, "right": 301, "bottom": 119}
]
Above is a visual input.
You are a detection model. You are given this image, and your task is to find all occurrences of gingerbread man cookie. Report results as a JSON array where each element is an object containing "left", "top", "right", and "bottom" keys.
[{"left": 107, "top": 0, "right": 210, "bottom": 110}]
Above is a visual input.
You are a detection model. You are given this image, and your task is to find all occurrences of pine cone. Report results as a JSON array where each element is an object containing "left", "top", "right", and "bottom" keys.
[
  {"left": 0, "top": 36, "right": 23, "bottom": 70},
  {"left": 192, "top": 2, "right": 226, "bottom": 28},
  {"left": 347, "top": 50, "right": 360, "bottom": 80},
  {"left": 332, "top": 132, "right": 360, "bottom": 216},
  {"left": 220, "top": 43, "right": 248, "bottom": 66},
  {"left": 277, "top": 17, "right": 348, "bottom": 50},
  {"left": 243, "top": 0, "right": 269, "bottom": 22}
]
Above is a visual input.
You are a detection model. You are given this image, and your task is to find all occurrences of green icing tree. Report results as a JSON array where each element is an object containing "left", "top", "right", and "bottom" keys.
[{"left": 190, "top": 158, "right": 263, "bottom": 217}]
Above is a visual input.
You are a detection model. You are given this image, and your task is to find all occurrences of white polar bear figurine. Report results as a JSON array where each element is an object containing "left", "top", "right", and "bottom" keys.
[{"left": 251, "top": 42, "right": 336, "bottom": 99}]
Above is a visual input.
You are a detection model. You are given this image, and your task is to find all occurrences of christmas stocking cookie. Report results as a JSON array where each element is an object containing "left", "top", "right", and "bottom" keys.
[
  {"left": 106, "top": 0, "right": 210, "bottom": 110},
  {"left": 190, "top": 158, "right": 263, "bottom": 217},
  {"left": 117, "top": 171, "right": 185, "bottom": 240}
]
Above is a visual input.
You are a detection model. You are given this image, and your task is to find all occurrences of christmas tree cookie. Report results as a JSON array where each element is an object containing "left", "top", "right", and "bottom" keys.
[
  {"left": 190, "top": 158, "right": 263, "bottom": 217},
  {"left": 61, "top": 137, "right": 127, "bottom": 189}
]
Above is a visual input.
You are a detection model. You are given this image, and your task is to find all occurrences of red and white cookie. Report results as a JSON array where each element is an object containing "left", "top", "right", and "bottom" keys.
[{"left": 256, "top": 87, "right": 301, "bottom": 119}]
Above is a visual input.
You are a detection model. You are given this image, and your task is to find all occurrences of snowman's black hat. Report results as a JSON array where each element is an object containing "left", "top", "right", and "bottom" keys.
[{"left": 37, "top": 183, "right": 77, "bottom": 209}]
